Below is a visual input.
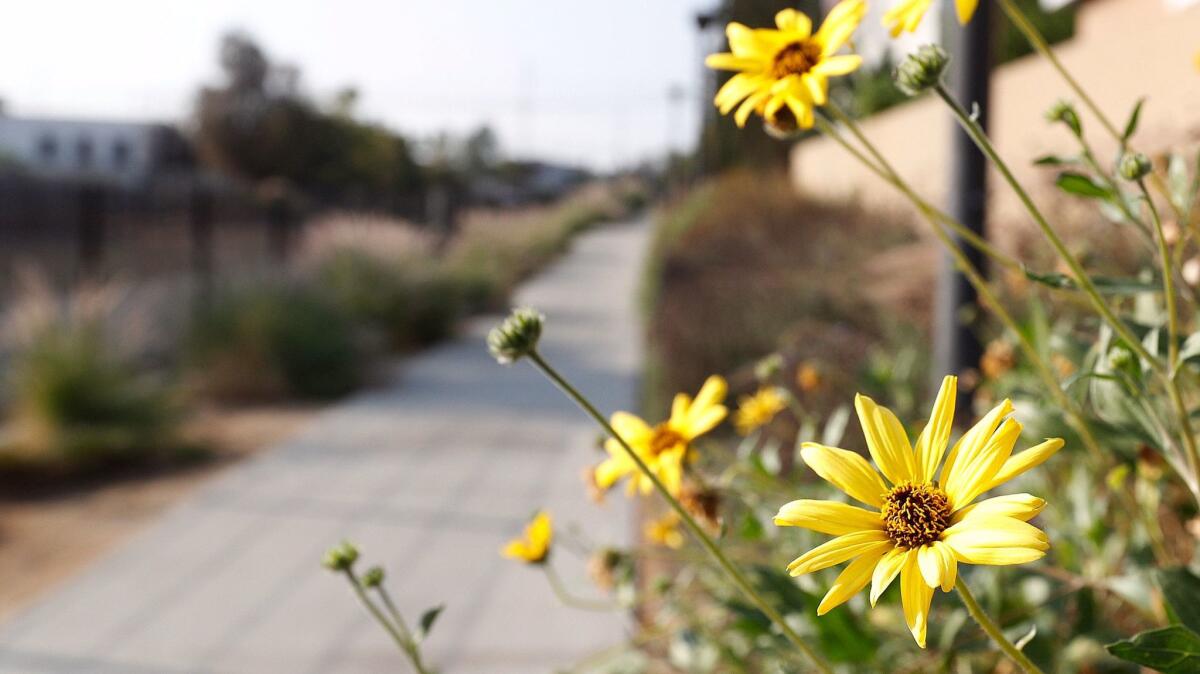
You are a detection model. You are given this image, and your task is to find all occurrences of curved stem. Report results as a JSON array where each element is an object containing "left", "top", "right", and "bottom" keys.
[
  {"left": 932, "top": 83, "right": 1161, "bottom": 373},
  {"left": 345, "top": 570, "right": 431, "bottom": 674},
  {"left": 525, "top": 350, "right": 834, "bottom": 674},
  {"left": 955, "top": 577, "right": 1046, "bottom": 674},
  {"left": 995, "top": 0, "right": 1186, "bottom": 224},
  {"left": 543, "top": 564, "right": 620, "bottom": 611},
  {"left": 374, "top": 586, "right": 432, "bottom": 674},
  {"left": 1139, "top": 180, "right": 1200, "bottom": 487}
]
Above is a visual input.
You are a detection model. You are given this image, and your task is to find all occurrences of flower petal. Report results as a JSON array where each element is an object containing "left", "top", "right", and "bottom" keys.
[
  {"left": 775, "top": 7, "right": 813, "bottom": 36},
  {"left": 952, "top": 493, "right": 1046, "bottom": 524},
  {"left": 939, "top": 399, "right": 1012, "bottom": 485},
  {"left": 914, "top": 376, "right": 956, "bottom": 483},
  {"left": 943, "top": 418, "right": 1022, "bottom": 509},
  {"left": 810, "top": 54, "right": 863, "bottom": 77},
  {"left": 917, "top": 541, "right": 957, "bottom": 592},
  {"left": 955, "top": 0, "right": 980, "bottom": 24},
  {"left": 816, "top": 0, "right": 867, "bottom": 55},
  {"left": 774, "top": 499, "right": 883, "bottom": 535},
  {"left": 870, "top": 546, "right": 907, "bottom": 605},
  {"left": 817, "top": 542, "right": 892, "bottom": 614},
  {"left": 855, "top": 393, "right": 917, "bottom": 485},
  {"left": 900, "top": 551, "right": 933, "bottom": 648},
  {"left": 800, "top": 73, "right": 827, "bottom": 106},
  {"left": 943, "top": 516, "right": 1050, "bottom": 566},
  {"left": 786, "top": 529, "right": 890, "bottom": 576},
  {"left": 734, "top": 89, "right": 770, "bottom": 127},
  {"left": 610, "top": 411, "right": 651, "bottom": 441},
  {"left": 800, "top": 443, "right": 890, "bottom": 507},
  {"left": 705, "top": 52, "right": 764, "bottom": 72},
  {"left": 981, "top": 438, "right": 1064, "bottom": 492}
]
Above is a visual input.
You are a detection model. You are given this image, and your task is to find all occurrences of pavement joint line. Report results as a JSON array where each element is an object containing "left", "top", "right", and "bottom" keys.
[
  {"left": 197, "top": 418, "right": 462, "bottom": 663},
  {"left": 303, "top": 429, "right": 526, "bottom": 674}
]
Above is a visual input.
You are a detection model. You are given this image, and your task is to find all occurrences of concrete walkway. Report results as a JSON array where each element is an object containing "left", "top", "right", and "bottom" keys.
[{"left": 0, "top": 218, "right": 648, "bottom": 673}]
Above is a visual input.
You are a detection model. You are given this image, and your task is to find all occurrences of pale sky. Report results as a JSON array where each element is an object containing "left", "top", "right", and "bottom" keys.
[{"left": 0, "top": 0, "right": 720, "bottom": 171}]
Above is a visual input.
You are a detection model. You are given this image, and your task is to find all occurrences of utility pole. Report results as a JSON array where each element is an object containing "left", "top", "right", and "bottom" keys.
[{"left": 935, "top": 1, "right": 992, "bottom": 413}]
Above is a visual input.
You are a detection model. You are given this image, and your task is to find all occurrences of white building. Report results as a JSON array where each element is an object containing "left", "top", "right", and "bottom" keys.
[{"left": 0, "top": 116, "right": 190, "bottom": 188}]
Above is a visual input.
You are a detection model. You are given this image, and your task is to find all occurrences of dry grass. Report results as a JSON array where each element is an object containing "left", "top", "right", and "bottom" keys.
[{"left": 643, "top": 169, "right": 923, "bottom": 418}]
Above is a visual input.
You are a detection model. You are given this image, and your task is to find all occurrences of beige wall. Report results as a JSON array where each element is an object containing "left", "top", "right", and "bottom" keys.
[{"left": 790, "top": 0, "right": 1200, "bottom": 249}]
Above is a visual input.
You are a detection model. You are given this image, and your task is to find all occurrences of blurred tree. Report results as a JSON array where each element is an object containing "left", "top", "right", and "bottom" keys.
[{"left": 193, "top": 32, "right": 423, "bottom": 208}]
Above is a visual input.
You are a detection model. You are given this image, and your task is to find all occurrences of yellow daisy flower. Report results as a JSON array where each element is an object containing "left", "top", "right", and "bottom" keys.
[
  {"left": 883, "top": 0, "right": 979, "bottom": 37},
  {"left": 502, "top": 511, "right": 553, "bottom": 564},
  {"left": 644, "top": 512, "right": 685, "bottom": 549},
  {"left": 734, "top": 386, "right": 788, "bottom": 435},
  {"left": 774, "top": 375, "right": 1063, "bottom": 647},
  {"left": 704, "top": 0, "right": 866, "bottom": 129},
  {"left": 594, "top": 376, "right": 728, "bottom": 497}
]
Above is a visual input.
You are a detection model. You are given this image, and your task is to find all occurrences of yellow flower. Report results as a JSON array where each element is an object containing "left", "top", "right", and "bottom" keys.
[
  {"left": 594, "top": 376, "right": 728, "bottom": 497},
  {"left": 774, "top": 376, "right": 1062, "bottom": 647},
  {"left": 644, "top": 512, "right": 685, "bottom": 549},
  {"left": 884, "top": 0, "right": 979, "bottom": 37},
  {"left": 704, "top": 0, "right": 866, "bottom": 129},
  {"left": 502, "top": 511, "right": 553, "bottom": 564},
  {"left": 734, "top": 386, "right": 788, "bottom": 435}
]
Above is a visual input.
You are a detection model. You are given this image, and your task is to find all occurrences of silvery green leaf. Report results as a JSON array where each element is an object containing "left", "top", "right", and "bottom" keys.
[{"left": 821, "top": 405, "right": 851, "bottom": 447}]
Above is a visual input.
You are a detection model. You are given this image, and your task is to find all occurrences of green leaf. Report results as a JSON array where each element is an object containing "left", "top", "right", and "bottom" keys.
[
  {"left": 1033, "top": 154, "right": 1074, "bottom": 167},
  {"left": 416, "top": 605, "right": 444, "bottom": 643},
  {"left": 1023, "top": 267, "right": 1159, "bottom": 295},
  {"left": 1168, "top": 153, "right": 1195, "bottom": 215},
  {"left": 1055, "top": 172, "right": 1113, "bottom": 199},
  {"left": 1122, "top": 98, "right": 1146, "bottom": 141},
  {"left": 1159, "top": 568, "right": 1200, "bottom": 633},
  {"left": 1106, "top": 625, "right": 1200, "bottom": 673}
]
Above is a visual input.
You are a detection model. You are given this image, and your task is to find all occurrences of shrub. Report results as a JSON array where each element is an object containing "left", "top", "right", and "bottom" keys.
[
  {"left": 5, "top": 321, "right": 180, "bottom": 469},
  {"left": 186, "top": 284, "right": 366, "bottom": 401}
]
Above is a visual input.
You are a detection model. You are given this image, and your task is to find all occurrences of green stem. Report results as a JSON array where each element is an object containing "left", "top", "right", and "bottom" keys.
[
  {"left": 996, "top": 0, "right": 1187, "bottom": 223},
  {"left": 543, "top": 564, "right": 619, "bottom": 611},
  {"left": 817, "top": 106, "right": 1106, "bottom": 464},
  {"left": 525, "top": 350, "right": 834, "bottom": 674},
  {"left": 344, "top": 570, "right": 430, "bottom": 674},
  {"left": 955, "top": 577, "right": 1046, "bottom": 674},
  {"left": 932, "top": 83, "right": 1161, "bottom": 372},
  {"left": 374, "top": 586, "right": 432, "bottom": 674},
  {"left": 1140, "top": 180, "right": 1200, "bottom": 489},
  {"left": 818, "top": 107, "right": 1021, "bottom": 273}
]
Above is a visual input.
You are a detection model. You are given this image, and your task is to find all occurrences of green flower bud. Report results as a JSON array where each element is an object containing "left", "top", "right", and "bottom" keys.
[
  {"left": 321, "top": 540, "right": 360, "bottom": 572},
  {"left": 1045, "top": 100, "right": 1081, "bottom": 136},
  {"left": 894, "top": 45, "right": 949, "bottom": 97},
  {"left": 362, "top": 566, "right": 385, "bottom": 588},
  {"left": 754, "top": 353, "right": 784, "bottom": 382},
  {"left": 1108, "top": 345, "right": 1136, "bottom": 372},
  {"left": 1117, "top": 152, "right": 1152, "bottom": 181},
  {"left": 488, "top": 307, "right": 544, "bottom": 364}
]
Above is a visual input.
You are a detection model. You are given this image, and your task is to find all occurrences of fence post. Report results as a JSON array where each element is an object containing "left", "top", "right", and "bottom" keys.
[
  {"left": 77, "top": 183, "right": 105, "bottom": 280},
  {"left": 189, "top": 182, "right": 215, "bottom": 306},
  {"left": 936, "top": 1, "right": 991, "bottom": 414}
]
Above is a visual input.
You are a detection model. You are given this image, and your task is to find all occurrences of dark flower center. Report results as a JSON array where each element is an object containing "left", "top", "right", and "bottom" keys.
[
  {"left": 649, "top": 424, "right": 686, "bottom": 456},
  {"left": 771, "top": 40, "right": 823, "bottom": 79},
  {"left": 881, "top": 482, "right": 953, "bottom": 549}
]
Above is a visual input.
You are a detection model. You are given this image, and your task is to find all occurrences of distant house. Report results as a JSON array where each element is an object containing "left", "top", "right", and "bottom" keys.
[{"left": 0, "top": 116, "right": 192, "bottom": 189}]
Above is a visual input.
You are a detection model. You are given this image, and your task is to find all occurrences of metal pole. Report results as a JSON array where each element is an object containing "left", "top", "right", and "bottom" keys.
[{"left": 935, "top": 1, "right": 991, "bottom": 413}]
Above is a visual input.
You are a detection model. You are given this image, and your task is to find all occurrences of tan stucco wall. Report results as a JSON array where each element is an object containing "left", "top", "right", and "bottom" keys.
[{"left": 790, "top": 0, "right": 1200, "bottom": 250}]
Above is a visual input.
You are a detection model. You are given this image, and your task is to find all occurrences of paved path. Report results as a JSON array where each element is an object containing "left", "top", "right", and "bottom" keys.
[{"left": 0, "top": 218, "right": 649, "bottom": 673}]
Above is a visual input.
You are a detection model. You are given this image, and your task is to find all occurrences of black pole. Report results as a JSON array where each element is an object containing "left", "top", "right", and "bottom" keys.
[{"left": 936, "top": 2, "right": 991, "bottom": 412}]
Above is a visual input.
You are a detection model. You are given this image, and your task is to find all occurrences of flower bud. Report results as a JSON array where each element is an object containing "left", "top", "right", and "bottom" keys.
[
  {"left": 894, "top": 45, "right": 949, "bottom": 96},
  {"left": 754, "top": 353, "right": 784, "bottom": 383},
  {"left": 1108, "top": 344, "right": 1136, "bottom": 372},
  {"left": 1045, "top": 100, "right": 1082, "bottom": 137},
  {"left": 1117, "top": 152, "right": 1152, "bottom": 181},
  {"left": 322, "top": 540, "right": 360, "bottom": 572},
  {"left": 487, "top": 307, "right": 544, "bottom": 364},
  {"left": 362, "top": 566, "right": 385, "bottom": 588}
]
